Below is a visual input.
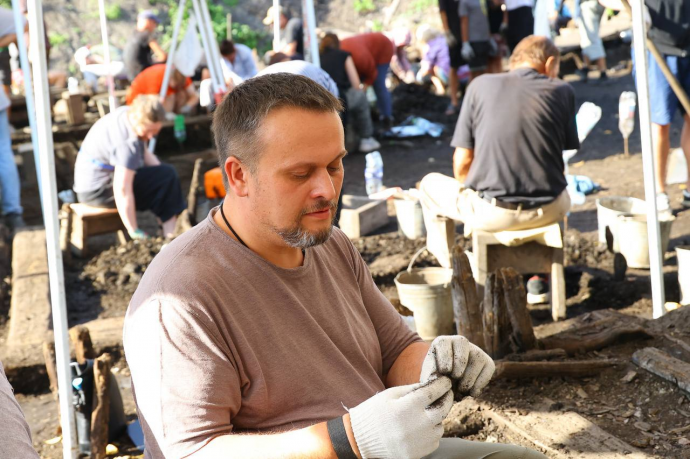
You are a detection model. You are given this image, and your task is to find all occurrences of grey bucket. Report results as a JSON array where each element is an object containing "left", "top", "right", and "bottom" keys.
[
  {"left": 394, "top": 248, "right": 454, "bottom": 340},
  {"left": 616, "top": 214, "right": 675, "bottom": 269},
  {"left": 596, "top": 197, "right": 646, "bottom": 250},
  {"left": 677, "top": 246, "right": 690, "bottom": 305},
  {"left": 394, "top": 198, "right": 426, "bottom": 240}
]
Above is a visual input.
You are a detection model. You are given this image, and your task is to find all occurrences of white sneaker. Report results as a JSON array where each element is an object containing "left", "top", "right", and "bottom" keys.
[
  {"left": 359, "top": 137, "right": 381, "bottom": 153},
  {"left": 656, "top": 192, "right": 671, "bottom": 212}
]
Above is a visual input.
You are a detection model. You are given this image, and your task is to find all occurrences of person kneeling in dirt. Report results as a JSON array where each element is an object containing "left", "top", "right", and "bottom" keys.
[
  {"left": 123, "top": 73, "right": 545, "bottom": 459},
  {"left": 420, "top": 36, "right": 578, "bottom": 271},
  {"left": 72, "top": 95, "right": 186, "bottom": 240}
]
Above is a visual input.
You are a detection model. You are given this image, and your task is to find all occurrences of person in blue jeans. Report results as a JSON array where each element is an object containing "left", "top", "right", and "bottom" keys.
[{"left": 0, "top": 89, "right": 24, "bottom": 231}]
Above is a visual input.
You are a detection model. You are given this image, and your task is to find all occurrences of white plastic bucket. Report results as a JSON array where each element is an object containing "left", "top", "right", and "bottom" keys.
[
  {"left": 677, "top": 246, "right": 690, "bottom": 305},
  {"left": 616, "top": 214, "right": 675, "bottom": 269},
  {"left": 394, "top": 198, "right": 426, "bottom": 240},
  {"left": 394, "top": 248, "right": 454, "bottom": 340},
  {"left": 596, "top": 197, "right": 646, "bottom": 250}
]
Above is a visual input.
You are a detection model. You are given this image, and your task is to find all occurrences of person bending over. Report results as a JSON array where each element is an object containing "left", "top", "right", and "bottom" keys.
[
  {"left": 123, "top": 73, "right": 545, "bottom": 459},
  {"left": 73, "top": 95, "right": 186, "bottom": 239},
  {"left": 126, "top": 64, "right": 199, "bottom": 115},
  {"left": 420, "top": 36, "right": 579, "bottom": 269}
]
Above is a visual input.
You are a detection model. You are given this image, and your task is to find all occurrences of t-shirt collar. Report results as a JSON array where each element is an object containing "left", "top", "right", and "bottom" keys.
[{"left": 511, "top": 67, "right": 543, "bottom": 78}]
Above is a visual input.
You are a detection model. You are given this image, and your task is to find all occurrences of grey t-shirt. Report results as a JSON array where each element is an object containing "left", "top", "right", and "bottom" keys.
[
  {"left": 73, "top": 106, "right": 145, "bottom": 193},
  {"left": 459, "top": 0, "right": 491, "bottom": 43},
  {"left": 452, "top": 68, "right": 579, "bottom": 203},
  {"left": 123, "top": 210, "right": 421, "bottom": 458},
  {"left": 0, "top": 361, "right": 39, "bottom": 458}
]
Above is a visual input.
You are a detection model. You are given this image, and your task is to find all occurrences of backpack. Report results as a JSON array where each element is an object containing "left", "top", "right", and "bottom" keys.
[{"left": 646, "top": 0, "right": 690, "bottom": 57}]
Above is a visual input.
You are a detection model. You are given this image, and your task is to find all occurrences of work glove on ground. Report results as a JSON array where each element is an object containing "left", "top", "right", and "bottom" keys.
[
  {"left": 349, "top": 376, "right": 454, "bottom": 459},
  {"left": 445, "top": 30, "right": 458, "bottom": 48},
  {"left": 420, "top": 336, "right": 495, "bottom": 398},
  {"left": 129, "top": 229, "right": 149, "bottom": 240},
  {"left": 461, "top": 42, "right": 475, "bottom": 62}
]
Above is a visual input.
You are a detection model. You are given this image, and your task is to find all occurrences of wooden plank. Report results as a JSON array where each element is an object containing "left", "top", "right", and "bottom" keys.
[
  {"left": 494, "top": 359, "right": 620, "bottom": 379},
  {"left": 632, "top": 347, "right": 690, "bottom": 394},
  {"left": 69, "top": 326, "right": 97, "bottom": 365},
  {"left": 499, "top": 268, "right": 536, "bottom": 351},
  {"left": 90, "top": 353, "right": 112, "bottom": 459},
  {"left": 503, "top": 348, "right": 567, "bottom": 362},
  {"left": 450, "top": 245, "right": 484, "bottom": 349},
  {"left": 339, "top": 195, "right": 389, "bottom": 239}
]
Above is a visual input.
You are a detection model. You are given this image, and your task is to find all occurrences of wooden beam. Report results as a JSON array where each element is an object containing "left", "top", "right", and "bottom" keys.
[
  {"left": 540, "top": 317, "right": 653, "bottom": 355},
  {"left": 68, "top": 326, "right": 96, "bottom": 365},
  {"left": 90, "top": 353, "right": 112, "bottom": 459},
  {"left": 499, "top": 268, "right": 536, "bottom": 351},
  {"left": 450, "top": 245, "right": 484, "bottom": 348},
  {"left": 503, "top": 348, "right": 567, "bottom": 362},
  {"left": 632, "top": 347, "right": 690, "bottom": 394},
  {"left": 494, "top": 359, "right": 620, "bottom": 379}
]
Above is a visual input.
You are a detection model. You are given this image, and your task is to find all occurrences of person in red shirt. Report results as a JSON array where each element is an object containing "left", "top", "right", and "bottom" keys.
[
  {"left": 341, "top": 33, "right": 395, "bottom": 127},
  {"left": 125, "top": 63, "right": 199, "bottom": 115}
]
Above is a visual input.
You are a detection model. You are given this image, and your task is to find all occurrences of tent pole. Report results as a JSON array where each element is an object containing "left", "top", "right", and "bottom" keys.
[
  {"left": 303, "top": 0, "right": 320, "bottom": 67},
  {"left": 11, "top": 0, "right": 41, "bottom": 203},
  {"left": 97, "top": 0, "right": 116, "bottom": 110},
  {"left": 273, "top": 0, "right": 280, "bottom": 52},
  {"left": 199, "top": 0, "right": 226, "bottom": 91},
  {"left": 150, "top": 0, "right": 186, "bottom": 154},
  {"left": 26, "top": 0, "right": 78, "bottom": 457},
  {"left": 630, "top": 0, "right": 666, "bottom": 318}
]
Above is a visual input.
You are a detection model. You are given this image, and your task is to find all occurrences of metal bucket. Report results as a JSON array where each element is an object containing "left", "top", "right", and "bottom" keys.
[
  {"left": 394, "top": 198, "right": 426, "bottom": 240},
  {"left": 616, "top": 214, "right": 675, "bottom": 269},
  {"left": 596, "top": 196, "right": 646, "bottom": 250},
  {"left": 677, "top": 246, "right": 690, "bottom": 305},
  {"left": 394, "top": 248, "right": 454, "bottom": 340}
]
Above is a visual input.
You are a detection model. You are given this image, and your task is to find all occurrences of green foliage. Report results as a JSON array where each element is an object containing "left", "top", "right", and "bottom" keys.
[
  {"left": 354, "top": 0, "right": 376, "bottom": 14},
  {"left": 48, "top": 32, "right": 69, "bottom": 48},
  {"left": 0, "top": 0, "right": 9, "bottom": 8},
  {"left": 371, "top": 19, "right": 383, "bottom": 32},
  {"left": 410, "top": 0, "right": 435, "bottom": 13},
  {"left": 105, "top": 4, "right": 122, "bottom": 20},
  {"left": 231, "top": 23, "right": 268, "bottom": 55}
]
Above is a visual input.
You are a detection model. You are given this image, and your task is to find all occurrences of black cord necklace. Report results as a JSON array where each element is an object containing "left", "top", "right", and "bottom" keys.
[{"left": 219, "top": 200, "right": 249, "bottom": 248}]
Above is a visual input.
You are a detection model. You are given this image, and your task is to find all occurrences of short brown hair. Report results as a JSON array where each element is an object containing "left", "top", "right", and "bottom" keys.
[
  {"left": 219, "top": 39, "right": 235, "bottom": 57},
  {"left": 212, "top": 73, "right": 343, "bottom": 188},
  {"left": 128, "top": 95, "right": 166, "bottom": 125},
  {"left": 509, "top": 35, "right": 560, "bottom": 69},
  {"left": 319, "top": 33, "right": 340, "bottom": 54}
]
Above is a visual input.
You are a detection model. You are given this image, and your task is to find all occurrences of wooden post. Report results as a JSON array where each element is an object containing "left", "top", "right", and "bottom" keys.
[
  {"left": 482, "top": 272, "right": 513, "bottom": 358},
  {"left": 226, "top": 13, "right": 232, "bottom": 40},
  {"left": 494, "top": 359, "right": 620, "bottom": 379},
  {"left": 499, "top": 268, "right": 536, "bottom": 351},
  {"left": 42, "top": 337, "right": 62, "bottom": 435},
  {"left": 90, "top": 353, "right": 112, "bottom": 459},
  {"left": 59, "top": 203, "right": 72, "bottom": 264},
  {"left": 450, "top": 245, "right": 484, "bottom": 348},
  {"left": 68, "top": 326, "right": 96, "bottom": 364}
]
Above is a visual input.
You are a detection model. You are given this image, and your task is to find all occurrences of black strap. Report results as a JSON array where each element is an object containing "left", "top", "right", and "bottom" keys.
[
  {"left": 327, "top": 417, "right": 358, "bottom": 459},
  {"left": 219, "top": 200, "right": 249, "bottom": 249}
]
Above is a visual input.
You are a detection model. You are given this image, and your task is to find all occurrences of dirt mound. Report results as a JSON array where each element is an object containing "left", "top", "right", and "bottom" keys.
[
  {"left": 649, "top": 303, "right": 690, "bottom": 334},
  {"left": 391, "top": 84, "right": 450, "bottom": 122},
  {"left": 564, "top": 229, "right": 613, "bottom": 268}
]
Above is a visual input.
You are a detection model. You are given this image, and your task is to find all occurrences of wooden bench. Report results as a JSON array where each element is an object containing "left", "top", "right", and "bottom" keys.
[
  {"left": 471, "top": 225, "right": 566, "bottom": 322},
  {"left": 61, "top": 203, "right": 127, "bottom": 258}
]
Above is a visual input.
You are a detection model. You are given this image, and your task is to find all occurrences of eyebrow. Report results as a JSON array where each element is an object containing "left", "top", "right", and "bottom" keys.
[{"left": 283, "top": 150, "right": 349, "bottom": 170}]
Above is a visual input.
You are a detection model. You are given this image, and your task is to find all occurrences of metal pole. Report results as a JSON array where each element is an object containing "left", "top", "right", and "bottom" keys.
[
  {"left": 199, "top": 0, "right": 226, "bottom": 92},
  {"left": 630, "top": 0, "right": 666, "bottom": 318},
  {"left": 273, "top": 0, "right": 280, "bottom": 52},
  {"left": 191, "top": 0, "right": 221, "bottom": 93},
  {"left": 97, "top": 0, "right": 116, "bottom": 110},
  {"left": 11, "top": 0, "right": 41, "bottom": 202},
  {"left": 150, "top": 0, "right": 185, "bottom": 154},
  {"left": 26, "top": 0, "right": 78, "bottom": 457},
  {"left": 303, "top": 0, "right": 320, "bottom": 67}
]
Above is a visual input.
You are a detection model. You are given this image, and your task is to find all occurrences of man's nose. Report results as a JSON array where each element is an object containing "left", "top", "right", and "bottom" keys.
[{"left": 310, "top": 169, "right": 337, "bottom": 202}]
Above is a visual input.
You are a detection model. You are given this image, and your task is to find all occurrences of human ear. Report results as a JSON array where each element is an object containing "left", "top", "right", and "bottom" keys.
[{"left": 224, "top": 157, "right": 250, "bottom": 198}]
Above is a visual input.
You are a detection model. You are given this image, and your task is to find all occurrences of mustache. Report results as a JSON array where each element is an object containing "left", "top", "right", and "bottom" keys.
[{"left": 300, "top": 199, "right": 338, "bottom": 217}]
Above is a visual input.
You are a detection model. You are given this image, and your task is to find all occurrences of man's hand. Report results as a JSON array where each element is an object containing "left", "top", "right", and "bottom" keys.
[
  {"left": 461, "top": 42, "right": 475, "bottom": 62},
  {"left": 420, "top": 336, "right": 495, "bottom": 397},
  {"left": 489, "top": 37, "right": 499, "bottom": 57},
  {"left": 445, "top": 30, "right": 458, "bottom": 48},
  {"left": 349, "top": 377, "right": 453, "bottom": 459}
]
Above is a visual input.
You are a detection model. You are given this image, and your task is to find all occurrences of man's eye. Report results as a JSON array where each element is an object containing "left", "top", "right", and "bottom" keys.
[{"left": 327, "top": 166, "right": 342, "bottom": 174}]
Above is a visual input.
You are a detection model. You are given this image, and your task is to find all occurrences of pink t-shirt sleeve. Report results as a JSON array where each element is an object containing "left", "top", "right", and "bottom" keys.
[
  {"left": 340, "top": 233, "right": 422, "bottom": 376},
  {"left": 125, "top": 298, "right": 241, "bottom": 458}
]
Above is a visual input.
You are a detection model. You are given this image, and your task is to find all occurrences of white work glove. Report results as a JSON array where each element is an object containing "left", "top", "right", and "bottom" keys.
[
  {"left": 444, "top": 30, "right": 458, "bottom": 48},
  {"left": 488, "top": 37, "right": 499, "bottom": 57},
  {"left": 420, "top": 336, "right": 495, "bottom": 398},
  {"left": 349, "top": 376, "right": 454, "bottom": 459},
  {"left": 461, "top": 42, "right": 475, "bottom": 62},
  {"left": 179, "top": 104, "right": 193, "bottom": 115}
]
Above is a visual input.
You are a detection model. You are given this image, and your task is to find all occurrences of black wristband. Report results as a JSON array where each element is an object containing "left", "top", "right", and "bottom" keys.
[{"left": 327, "top": 417, "right": 358, "bottom": 459}]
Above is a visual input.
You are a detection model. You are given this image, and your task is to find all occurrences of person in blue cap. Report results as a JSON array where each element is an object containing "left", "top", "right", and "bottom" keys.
[{"left": 123, "top": 10, "right": 167, "bottom": 81}]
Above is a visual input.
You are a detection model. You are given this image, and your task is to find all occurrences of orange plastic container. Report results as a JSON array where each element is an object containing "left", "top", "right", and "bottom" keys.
[{"left": 204, "top": 167, "right": 226, "bottom": 199}]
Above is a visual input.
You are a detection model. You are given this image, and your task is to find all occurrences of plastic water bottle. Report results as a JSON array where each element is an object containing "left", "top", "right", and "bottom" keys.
[
  {"left": 619, "top": 92, "right": 637, "bottom": 156},
  {"left": 174, "top": 114, "right": 187, "bottom": 144},
  {"left": 364, "top": 151, "right": 384, "bottom": 196}
]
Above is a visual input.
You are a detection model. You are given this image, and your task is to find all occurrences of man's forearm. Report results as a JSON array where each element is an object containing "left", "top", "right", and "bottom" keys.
[
  {"left": 188, "top": 415, "right": 361, "bottom": 459},
  {"left": 439, "top": 11, "right": 450, "bottom": 32},
  {"left": 386, "top": 341, "right": 430, "bottom": 387},
  {"left": 114, "top": 189, "right": 138, "bottom": 233},
  {"left": 0, "top": 33, "right": 17, "bottom": 48},
  {"left": 453, "top": 147, "right": 474, "bottom": 183},
  {"left": 460, "top": 16, "right": 470, "bottom": 43}
]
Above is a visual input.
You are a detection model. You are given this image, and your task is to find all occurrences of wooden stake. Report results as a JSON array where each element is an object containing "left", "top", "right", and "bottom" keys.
[
  {"left": 499, "top": 268, "right": 536, "bottom": 352},
  {"left": 482, "top": 272, "right": 514, "bottom": 358},
  {"left": 450, "top": 245, "right": 484, "bottom": 349},
  {"left": 68, "top": 325, "right": 96, "bottom": 365},
  {"left": 624, "top": 136, "right": 629, "bottom": 158},
  {"left": 632, "top": 347, "right": 690, "bottom": 393},
  {"left": 494, "top": 359, "right": 620, "bottom": 379},
  {"left": 42, "top": 337, "right": 62, "bottom": 435},
  {"left": 90, "top": 353, "right": 112, "bottom": 459}
]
